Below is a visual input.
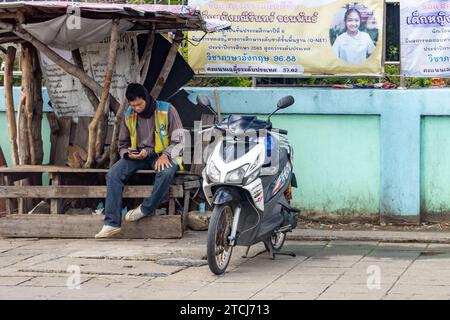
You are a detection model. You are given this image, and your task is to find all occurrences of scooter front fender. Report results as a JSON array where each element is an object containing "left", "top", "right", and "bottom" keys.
[{"left": 213, "top": 187, "right": 241, "bottom": 205}]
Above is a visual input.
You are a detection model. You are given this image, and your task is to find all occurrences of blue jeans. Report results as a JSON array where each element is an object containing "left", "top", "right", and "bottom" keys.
[{"left": 104, "top": 154, "right": 178, "bottom": 227}]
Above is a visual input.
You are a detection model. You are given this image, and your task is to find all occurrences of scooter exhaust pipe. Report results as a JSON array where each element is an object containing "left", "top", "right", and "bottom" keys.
[{"left": 277, "top": 225, "right": 292, "bottom": 233}]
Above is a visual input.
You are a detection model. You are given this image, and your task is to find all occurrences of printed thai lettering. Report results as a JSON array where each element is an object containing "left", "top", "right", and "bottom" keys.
[
  {"left": 277, "top": 12, "right": 319, "bottom": 23},
  {"left": 407, "top": 10, "right": 450, "bottom": 26},
  {"left": 428, "top": 53, "right": 450, "bottom": 62}
]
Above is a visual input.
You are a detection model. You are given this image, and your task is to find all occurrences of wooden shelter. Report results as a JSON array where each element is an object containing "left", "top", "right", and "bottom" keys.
[{"left": 0, "top": 1, "right": 225, "bottom": 238}]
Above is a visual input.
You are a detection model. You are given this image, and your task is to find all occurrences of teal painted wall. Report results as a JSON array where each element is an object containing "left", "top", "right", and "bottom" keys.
[
  {"left": 0, "top": 113, "right": 51, "bottom": 167},
  {"left": 4, "top": 86, "right": 450, "bottom": 219},
  {"left": 270, "top": 114, "right": 380, "bottom": 214},
  {"left": 421, "top": 116, "right": 450, "bottom": 214}
]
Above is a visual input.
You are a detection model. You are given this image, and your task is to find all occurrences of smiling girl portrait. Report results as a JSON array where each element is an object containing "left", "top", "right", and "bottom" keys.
[{"left": 330, "top": 3, "right": 378, "bottom": 64}]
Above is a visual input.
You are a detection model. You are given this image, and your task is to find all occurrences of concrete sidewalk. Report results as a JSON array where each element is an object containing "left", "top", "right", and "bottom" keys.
[
  {"left": 289, "top": 228, "right": 450, "bottom": 243},
  {"left": 1, "top": 230, "right": 450, "bottom": 300}
]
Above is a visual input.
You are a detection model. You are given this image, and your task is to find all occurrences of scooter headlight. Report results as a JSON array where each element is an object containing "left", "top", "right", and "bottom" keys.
[
  {"left": 244, "top": 168, "right": 261, "bottom": 185},
  {"left": 225, "top": 164, "right": 249, "bottom": 184},
  {"left": 206, "top": 161, "right": 221, "bottom": 182}
]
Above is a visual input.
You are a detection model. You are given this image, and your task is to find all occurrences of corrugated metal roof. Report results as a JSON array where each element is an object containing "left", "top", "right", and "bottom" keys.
[{"left": 0, "top": 1, "right": 210, "bottom": 43}]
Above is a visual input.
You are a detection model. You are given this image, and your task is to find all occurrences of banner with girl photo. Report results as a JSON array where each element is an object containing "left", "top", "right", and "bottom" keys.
[
  {"left": 188, "top": 0, "right": 384, "bottom": 76},
  {"left": 401, "top": 0, "right": 450, "bottom": 77}
]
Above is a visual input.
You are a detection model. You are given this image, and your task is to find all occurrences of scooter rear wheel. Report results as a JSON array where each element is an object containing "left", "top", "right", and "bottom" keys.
[
  {"left": 207, "top": 204, "right": 234, "bottom": 275},
  {"left": 264, "top": 231, "right": 286, "bottom": 253}
]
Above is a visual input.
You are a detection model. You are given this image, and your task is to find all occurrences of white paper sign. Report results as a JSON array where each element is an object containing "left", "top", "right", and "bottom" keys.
[
  {"left": 401, "top": 0, "right": 450, "bottom": 77},
  {"left": 40, "top": 34, "right": 139, "bottom": 118}
]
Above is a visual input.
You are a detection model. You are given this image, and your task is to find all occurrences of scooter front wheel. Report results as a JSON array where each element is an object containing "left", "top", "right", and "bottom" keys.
[{"left": 207, "top": 204, "right": 234, "bottom": 275}]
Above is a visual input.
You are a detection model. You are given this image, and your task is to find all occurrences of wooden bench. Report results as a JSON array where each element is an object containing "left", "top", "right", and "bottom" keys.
[{"left": 0, "top": 165, "right": 201, "bottom": 239}]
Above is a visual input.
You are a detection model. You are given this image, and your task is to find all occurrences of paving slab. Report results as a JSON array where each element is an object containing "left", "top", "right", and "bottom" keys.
[
  {"left": 19, "top": 257, "right": 185, "bottom": 277},
  {"left": 0, "top": 276, "right": 33, "bottom": 286},
  {"left": 2, "top": 231, "right": 450, "bottom": 300}
]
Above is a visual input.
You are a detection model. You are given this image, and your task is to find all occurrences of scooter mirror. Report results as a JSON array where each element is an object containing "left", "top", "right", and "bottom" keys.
[
  {"left": 277, "top": 95, "right": 295, "bottom": 109},
  {"left": 197, "top": 95, "right": 212, "bottom": 108}
]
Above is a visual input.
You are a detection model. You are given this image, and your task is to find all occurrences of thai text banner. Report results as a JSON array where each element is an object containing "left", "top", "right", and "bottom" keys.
[
  {"left": 188, "top": 0, "right": 384, "bottom": 76},
  {"left": 401, "top": 0, "right": 450, "bottom": 77}
]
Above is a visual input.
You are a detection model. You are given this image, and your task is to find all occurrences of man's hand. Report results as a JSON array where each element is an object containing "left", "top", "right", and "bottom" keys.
[
  {"left": 155, "top": 154, "right": 172, "bottom": 172},
  {"left": 128, "top": 148, "right": 148, "bottom": 160}
]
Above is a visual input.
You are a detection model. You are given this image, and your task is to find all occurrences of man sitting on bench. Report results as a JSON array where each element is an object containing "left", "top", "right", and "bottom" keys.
[{"left": 95, "top": 83, "right": 185, "bottom": 238}]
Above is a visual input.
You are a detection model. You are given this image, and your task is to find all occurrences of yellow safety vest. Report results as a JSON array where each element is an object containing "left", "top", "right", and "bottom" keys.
[{"left": 125, "top": 101, "right": 184, "bottom": 171}]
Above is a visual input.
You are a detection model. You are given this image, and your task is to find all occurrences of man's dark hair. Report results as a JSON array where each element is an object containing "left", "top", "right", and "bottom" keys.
[{"left": 126, "top": 83, "right": 149, "bottom": 101}]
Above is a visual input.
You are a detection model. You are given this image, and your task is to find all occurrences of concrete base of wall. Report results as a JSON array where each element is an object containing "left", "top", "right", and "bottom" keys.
[
  {"left": 422, "top": 212, "right": 450, "bottom": 223},
  {"left": 300, "top": 212, "right": 422, "bottom": 226},
  {"left": 381, "top": 215, "right": 421, "bottom": 226},
  {"left": 300, "top": 210, "right": 379, "bottom": 224}
]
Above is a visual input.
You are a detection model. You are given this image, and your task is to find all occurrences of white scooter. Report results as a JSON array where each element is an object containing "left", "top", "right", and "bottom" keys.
[{"left": 199, "top": 95, "right": 299, "bottom": 275}]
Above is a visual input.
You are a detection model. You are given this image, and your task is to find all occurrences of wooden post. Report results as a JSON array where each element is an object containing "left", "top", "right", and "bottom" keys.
[
  {"left": 0, "top": 148, "right": 6, "bottom": 215},
  {"left": 95, "top": 103, "right": 109, "bottom": 161},
  {"left": 46, "top": 113, "right": 59, "bottom": 165},
  {"left": 138, "top": 27, "right": 155, "bottom": 83},
  {"left": 150, "top": 30, "right": 183, "bottom": 99},
  {"left": 21, "top": 43, "right": 35, "bottom": 165},
  {"left": 168, "top": 198, "right": 176, "bottom": 215},
  {"left": 3, "top": 46, "right": 19, "bottom": 166},
  {"left": 2, "top": 175, "right": 15, "bottom": 214},
  {"left": 214, "top": 88, "right": 222, "bottom": 120},
  {"left": 84, "top": 19, "right": 119, "bottom": 168},
  {"left": 0, "top": 21, "right": 121, "bottom": 114},
  {"left": 30, "top": 45, "right": 44, "bottom": 166},
  {"left": 182, "top": 190, "right": 190, "bottom": 230},
  {"left": 109, "top": 99, "right": 127, "bottom": 167},
  {"left": 49, "top": 173, "right": 61, "bottom": 214},
  {"left": 73, "top": 48, "right": 107, "bottom": 163},
  {"left": 95, "top": 112, "right": 109, "bottom": 160},
  {"left": 109, "top": 30, "right": 155, "bottom": 167},
  {"left": 17, "top": 94, "right": 31, "bottom": 214},
  {"left": 72, "top": 48, "right": 100, "bottom": 108},
  {"left": 17, "top": 95, "right": 30, "bottom": 165},
  {"left": 191, "top": 114, "right": 215, "bottom": 176}
]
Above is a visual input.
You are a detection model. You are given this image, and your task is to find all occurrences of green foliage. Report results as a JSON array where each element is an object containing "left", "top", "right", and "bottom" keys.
[{"left": 187, "top": 77, "right": 252, "bottom": 87}]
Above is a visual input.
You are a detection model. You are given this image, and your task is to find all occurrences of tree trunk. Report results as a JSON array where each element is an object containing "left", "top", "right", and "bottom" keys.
[
  {"left": 95, "top": 102, "right": 109, "bottom": 160},
  {"left": 21, "top": 43, "right": 35, "bottom": 165},
  {"left": 84, "top": 19, "right": 119, "bottom": 168},
  {"left": 137, "top": 27, "right": 155, "bottom": 83},
  {"left": 72, "top": 48, "right": 101, "bottom": 166},
  {"left": 17, "top": 98, "right": 30, "bottom": 164},
  {"left": 30, "top": 45, "right": 44, "bottom": 166},
  {"left": 3, "top": 46, "right": 19, "bottom": 166}
]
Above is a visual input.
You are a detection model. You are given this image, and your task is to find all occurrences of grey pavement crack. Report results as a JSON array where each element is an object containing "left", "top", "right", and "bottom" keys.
[
  {"left": 314, "top": 242, "right": 379, "bottom": 299},
  {"left": 381, "top": 243, "right": 428, "bottom": 299},
  {"left": 248, "top": 241, "right": 328, "bottom": 299}
]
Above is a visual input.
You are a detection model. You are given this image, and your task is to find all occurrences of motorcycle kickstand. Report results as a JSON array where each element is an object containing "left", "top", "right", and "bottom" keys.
[
  {"left": 273, "top": 251, "right": 296, "bottom": 258},
  {"left": 242, "top": 246, "right": 268, "bottom": 259},
  {"left": 242, "top": 246, "right": 251, "bottom": 258},
  {"left": 264, "top": 240, "right": 296, "bottom": 260}
]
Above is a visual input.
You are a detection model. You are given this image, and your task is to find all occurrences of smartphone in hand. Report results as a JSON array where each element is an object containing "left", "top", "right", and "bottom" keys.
[{"left": 129, "top": 149, "right": 141, "bottom": 155}]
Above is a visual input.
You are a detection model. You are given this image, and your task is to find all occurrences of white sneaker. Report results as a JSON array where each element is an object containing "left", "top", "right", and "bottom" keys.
[
  {"left": 94, "top": 225, "right": 121, "bottom": 239},
  {"left": 125, "top": 205, "right": 146, "bottom": 222}
]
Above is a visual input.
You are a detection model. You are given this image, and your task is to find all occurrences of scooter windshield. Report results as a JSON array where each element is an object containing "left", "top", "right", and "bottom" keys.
[
  {"left": 220, "top": 135, "right": 255, "bottom": 163},
  {"left": 220, "top": 133, "right": 277, "bottom": 164}
]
